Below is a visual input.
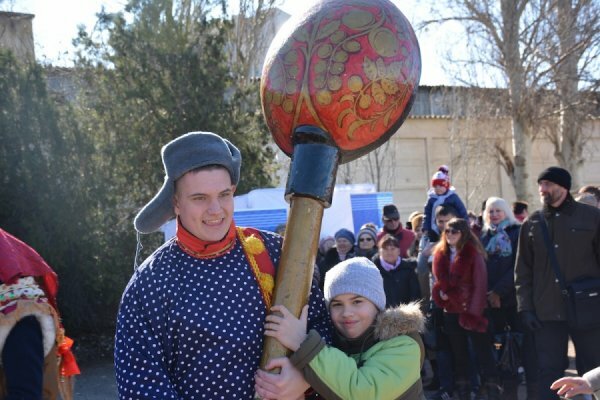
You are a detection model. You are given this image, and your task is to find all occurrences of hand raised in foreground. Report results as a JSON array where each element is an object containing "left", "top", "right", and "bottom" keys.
[
  {"left": 264, "top": 305, "right": 308, "bottom": 351},
  {"left": 550, "top": 376, "right": 593, "bottom": 398},
  {"left": 255, "top": 357, "right": 310, "bottom": 400}
]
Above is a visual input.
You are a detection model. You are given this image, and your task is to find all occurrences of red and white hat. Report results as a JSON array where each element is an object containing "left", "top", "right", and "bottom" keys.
[{"left": 431, "top": 165, "right": 450, "bottom": 188}]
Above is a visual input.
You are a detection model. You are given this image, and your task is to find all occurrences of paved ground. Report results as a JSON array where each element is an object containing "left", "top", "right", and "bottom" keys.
[
  {"left": 74, "top": 342, "right": 578, "bottom": 399},
  {"left": 73, "top": 358, "right": 118, "bottom": 400}
]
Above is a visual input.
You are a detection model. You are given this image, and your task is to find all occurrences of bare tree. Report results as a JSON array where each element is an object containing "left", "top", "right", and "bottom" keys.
[
  {"left": 336, "top": 140, "right": 396, "bottom": 191},
  {"left": 225, "top": 0, "right": 278, "bottom": 87},
  {"left": 542, "top": 0, "right": 600, "bottom": 188},
  {"left": 442, "top": 86, "right": 510, "bottom": 210},
  {"left": 423, "top": 0, "right": 599, "bottom": 202}
]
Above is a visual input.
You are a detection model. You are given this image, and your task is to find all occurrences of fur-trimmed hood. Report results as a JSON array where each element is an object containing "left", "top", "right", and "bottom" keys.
[{"left": 374, "top": 301, "right": 425, "bottom": 341}]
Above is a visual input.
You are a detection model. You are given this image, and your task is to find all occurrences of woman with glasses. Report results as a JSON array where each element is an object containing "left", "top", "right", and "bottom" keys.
[
  {"left": 481, "top": 197, "right": 538, "bottom": 399},
  {"left": 355, "top": 224, "right": 378, "bottom": 260},
  {"left": 431, "top": 218, "right": 500, "bottom": 400}
]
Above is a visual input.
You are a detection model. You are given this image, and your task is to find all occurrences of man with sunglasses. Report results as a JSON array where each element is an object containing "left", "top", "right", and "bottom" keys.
[{"left": 376, "top": 204, "right": 415, "bottom": 258}]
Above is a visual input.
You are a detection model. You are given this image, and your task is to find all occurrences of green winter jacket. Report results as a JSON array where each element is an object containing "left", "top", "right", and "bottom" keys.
[{"left": 289, "top": 302, "right": 425, "bottom": 400}]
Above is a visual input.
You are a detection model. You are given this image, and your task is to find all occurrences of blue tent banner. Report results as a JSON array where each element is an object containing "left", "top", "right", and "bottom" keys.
[
  {"left": 233, "top": 208, "right": 288, "bottom": 233},
  {"left": 350, "top": 192, "right": 393, "bottom": 234}
]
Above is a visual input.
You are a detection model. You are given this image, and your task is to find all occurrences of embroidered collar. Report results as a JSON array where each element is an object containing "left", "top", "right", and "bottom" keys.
[{"left": 176, "top": 218, "right": 237, "bottom": 259}]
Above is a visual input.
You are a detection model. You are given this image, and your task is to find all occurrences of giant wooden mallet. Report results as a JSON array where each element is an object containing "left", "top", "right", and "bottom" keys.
[{"left": 259, "top": 0, "right": 421, "bottom": 368}]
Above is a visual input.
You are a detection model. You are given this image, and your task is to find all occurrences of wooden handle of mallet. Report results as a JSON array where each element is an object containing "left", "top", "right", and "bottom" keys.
[
  {"left": 260, "top": 127, "right": 339, "bottom": 370},
  {"left": 258, "top": 0, "right": 422, "bottom": 377},
  {"left": 260, "top": 196, "right": 324, "bottom": 367}
]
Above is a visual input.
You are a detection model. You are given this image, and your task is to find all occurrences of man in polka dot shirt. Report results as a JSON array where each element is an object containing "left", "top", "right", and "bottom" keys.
[{"left": 115, "top": 132, "right": 331, "bottom": 399}]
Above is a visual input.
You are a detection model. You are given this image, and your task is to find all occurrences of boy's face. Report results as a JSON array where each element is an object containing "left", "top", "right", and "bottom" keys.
[
  {"left": 435, "top": 214, "right": 455, "bottom": 233},
  {"left": 330, "top": 293, "right": 378, "bottom": 339},
  {"left": 173, "top": 168, "right": 236, "bottom": 242},
  {"left": 433, "top": 185, "right": 447, "bottom": 195}
]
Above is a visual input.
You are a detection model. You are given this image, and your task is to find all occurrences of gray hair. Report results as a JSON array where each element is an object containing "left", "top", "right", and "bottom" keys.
[{"left": 483, "top": 196, "right": 518, "bottom": 228}]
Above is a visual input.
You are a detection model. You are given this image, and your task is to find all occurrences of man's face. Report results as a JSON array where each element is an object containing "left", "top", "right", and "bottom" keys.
[
  {"left": 173, "top": 168, "right": 236, "bottom": 242},
  {"left": 435, "top": 214, "right": 455, "bottom": 233},
  {"left": 539, "top": 180, "right": 567, "bottom": 207},
  {"left": 383, "top": 217, "right": 400, "bottom": 231}
]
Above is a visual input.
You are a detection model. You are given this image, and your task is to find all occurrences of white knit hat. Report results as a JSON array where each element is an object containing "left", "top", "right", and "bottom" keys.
[{"left": 324, "top": 257, "right": 386, "bottom": 310}]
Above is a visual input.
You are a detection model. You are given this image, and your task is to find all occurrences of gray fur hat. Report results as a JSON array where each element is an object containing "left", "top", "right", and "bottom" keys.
[
  {"left": 134, "top": 132, "right": 241, "bottom": 234},
  {"left": 324, "top": 257, "right": 386, "bottom": 310}
]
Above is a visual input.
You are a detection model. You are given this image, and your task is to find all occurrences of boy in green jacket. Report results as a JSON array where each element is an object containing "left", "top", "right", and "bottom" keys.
[{"left": 255, "top": 257, "right": 425, "bottom": 400}]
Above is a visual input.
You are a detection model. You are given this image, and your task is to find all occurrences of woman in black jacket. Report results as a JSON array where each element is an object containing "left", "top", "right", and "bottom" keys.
[
  {"left": 481, "top": 196, "right": 538, "bottom": 399},
  {"left": 372, "top": 234, "right": 421, "bottom": 308}
]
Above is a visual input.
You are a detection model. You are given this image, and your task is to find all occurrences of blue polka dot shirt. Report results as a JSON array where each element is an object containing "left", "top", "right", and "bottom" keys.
[{"left": 115, "top": 230, "right": 331, "bottom": 399}]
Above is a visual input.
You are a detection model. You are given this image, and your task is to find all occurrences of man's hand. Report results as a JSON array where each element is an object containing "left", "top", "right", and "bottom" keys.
[
  {"left": 255, "top": 357, "right": 310, "bottom": 400},
  {"left": 487, "top": 291, "right": 501, "bottom": 308},
  {"left": 550, "top": 376, "right": 593, "bottom": 398},
  {"left": 520, "top": 310, "right": 542, "bottom": 331},
  {"left": 264, "top": 305, "right": 308, "bottom": 351}
]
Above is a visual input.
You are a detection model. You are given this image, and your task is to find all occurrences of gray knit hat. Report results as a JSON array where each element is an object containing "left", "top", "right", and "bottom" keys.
[
  {"left": 357, "top": 225, "right": 377, "bottom": 244},
  {"left": 134, "top": 132, "right": 241, "bottom": 234},
  {"left": 324, "top": 257, "right": 386, "bottom": 310}
]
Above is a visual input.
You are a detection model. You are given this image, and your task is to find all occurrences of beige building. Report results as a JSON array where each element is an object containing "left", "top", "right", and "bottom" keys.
[
  {"left": 334, "top": 86, "right": 600, "bottom": 218},
  {"left": 3, "top": 10, "right": 597, "bottom": 221}
]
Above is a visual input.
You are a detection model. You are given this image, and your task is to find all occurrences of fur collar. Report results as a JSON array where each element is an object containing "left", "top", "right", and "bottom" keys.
[
  {"left": 433, "top": 241, "right": 479, "bottom": 286},
  {"left": 375, "top": 301, "right": 425, "bottom": 341}
]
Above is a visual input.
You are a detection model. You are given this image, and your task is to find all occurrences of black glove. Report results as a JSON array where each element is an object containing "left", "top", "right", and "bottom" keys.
[{"left": 520, "top": 310, "right": 542, "bottom": 331}]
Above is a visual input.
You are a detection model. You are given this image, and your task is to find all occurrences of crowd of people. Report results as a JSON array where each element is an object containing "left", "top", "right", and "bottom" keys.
[
  {"left": 108, "top": 131, "right": 599, "bottom": 400},
  {"left": 1, "top": 129, "right": 598, "bottom": 400},
  {"left": 309, "top": 166, "right": 600, "bottom": 400}
]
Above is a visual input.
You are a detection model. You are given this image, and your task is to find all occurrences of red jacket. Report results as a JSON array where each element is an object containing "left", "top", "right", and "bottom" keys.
[
  {"left": 377, "top": 224, "right": 416, "bottom": 259},
  {"left": 432, "top": 242, "right": 488, "bottom": 332}
]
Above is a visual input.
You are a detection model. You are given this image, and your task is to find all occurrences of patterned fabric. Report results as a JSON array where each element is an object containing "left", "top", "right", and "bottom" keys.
[
  {"left": 115, "top": 229, "right": 331, "bottom": 399},
  {"left": 0, "top": 277, "right": 46, "bottom": 313},
  {"left": 484, "top": 220, "right": 513, "bottom": 257},
  {"left": 0, "top": 228, "right": 58, "bottom": 309}
]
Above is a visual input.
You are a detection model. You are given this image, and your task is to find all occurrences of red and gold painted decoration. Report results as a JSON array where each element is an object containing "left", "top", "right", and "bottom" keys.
[{"left": 261, "top": 0, "right": 421, "bottom": 163}]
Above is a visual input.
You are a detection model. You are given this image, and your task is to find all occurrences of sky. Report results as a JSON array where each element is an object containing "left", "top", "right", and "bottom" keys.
[{"left": 5, "top": 0, "right": 454, "bottom": 86}]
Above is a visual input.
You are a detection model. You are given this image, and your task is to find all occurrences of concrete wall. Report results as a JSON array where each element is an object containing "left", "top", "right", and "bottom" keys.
[
  {"left": 337, "top": 114, "right": 600, "bottom": 221},
  {"left": 0, "top": 11, "right": 34, "bottom": 63}
]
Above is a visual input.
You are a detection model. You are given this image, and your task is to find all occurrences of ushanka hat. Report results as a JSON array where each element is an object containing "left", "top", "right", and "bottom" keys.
[
  {"left": 134, "top": 132, "right": 241, "bottom": 234},
  {"left": 324, "top": 257, "right": 386, "bottom": 310}
]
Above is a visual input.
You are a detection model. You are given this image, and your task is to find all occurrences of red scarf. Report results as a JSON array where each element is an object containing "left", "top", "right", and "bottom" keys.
[
  {"left": 175, "top": 219, "right": 276, "bottom": 309},
  {"left": 176, "top": 219, "right": 237, "bottom": 258}
]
